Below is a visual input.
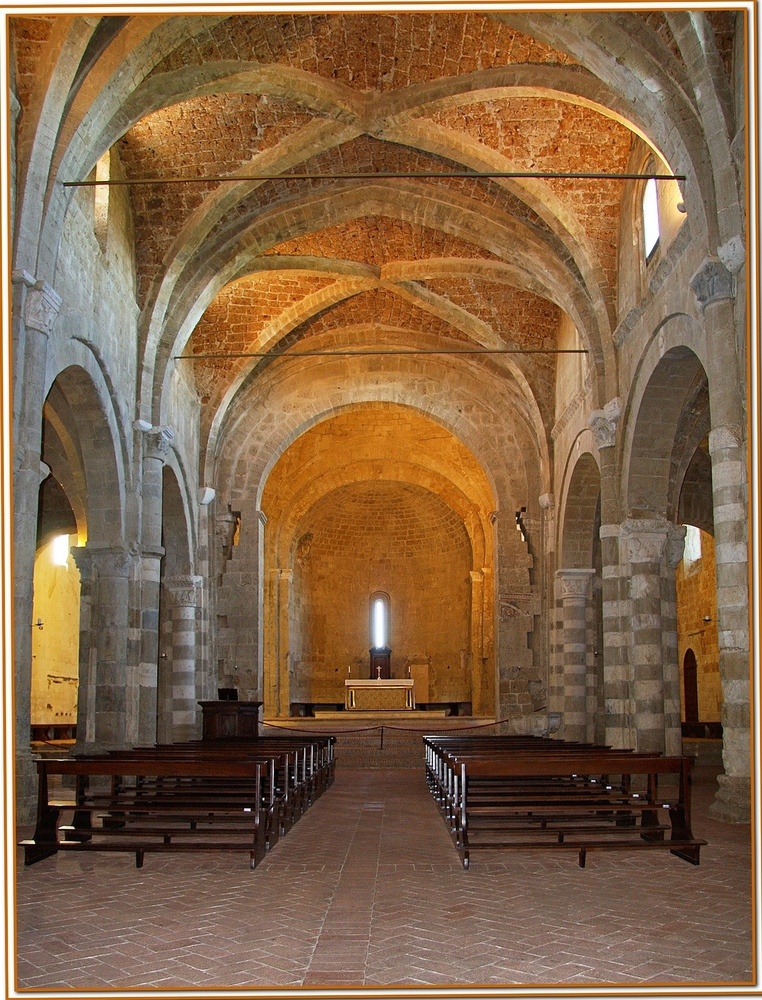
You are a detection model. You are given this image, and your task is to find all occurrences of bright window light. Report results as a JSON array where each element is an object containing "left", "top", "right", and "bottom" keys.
[
  {"left": 643, "top": 177, "right": 660, "bottom": 258},
  {"left": 51, "top": 534, "right": 70, "bottom": 567},
  {"left": 372, "top": 598, "right": 386, "bottom": 650},
  {"left": 683, "top": 524, "right": 702, "bottom": 565}
]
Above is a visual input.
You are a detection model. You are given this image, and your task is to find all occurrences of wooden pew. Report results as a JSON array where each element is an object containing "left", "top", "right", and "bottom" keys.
[
  {"left": 423, "top": 736, "right": 706, "bottom": 869},
  {"left": 21, "top": 734, "right": 336, "bottom": 869},
  {"left": 20, "top": 755, "right": 271, "bottom": 869}
]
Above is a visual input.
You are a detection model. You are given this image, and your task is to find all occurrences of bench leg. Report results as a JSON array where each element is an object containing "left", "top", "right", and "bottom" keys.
[
  {"left": 21, "top": 838, "right": 59, "bottom": 866},
  {"left": 670, "top": 844, "right": 701, "bottom": 865}
]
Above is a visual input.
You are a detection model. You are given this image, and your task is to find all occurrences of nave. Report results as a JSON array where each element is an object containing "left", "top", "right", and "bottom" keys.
[{"left": 16, "top": 760, "right": 751, "bottom": 992}]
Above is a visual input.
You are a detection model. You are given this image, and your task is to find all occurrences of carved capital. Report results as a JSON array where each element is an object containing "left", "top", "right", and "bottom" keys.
[
  {"left": 708, "top": 424, "right": 744, "bottom": 455},
  {"left": 690, "top": 257, "right": 734, "bottom": 312},
  {"left": 165, "top": 576, "right": 202, "bottom": 607},
  {"left": 717, "top": 235, "right": 746, "bottom": 275},
  {"left": 620, "top": 518, "right": 672, "bottom": 564},
  {"left": 588, "top": 397, "right": 621, "bottom": 449},
  {"left": 24, "top": 281, "right": 62, "bottom": 336},
  {"left": 144, "top": 425, "right": 175, "bottom": 462},
  {"left": 555, "top": 568, "right": 595, "bottom": 600},
  {"left": 539, "top": 492, "right": 555, "bottom": 512},
  {"left": 78, "top": 546, "right": 133, "bottom": 578},
  {"left": 665, "top": 524, "right": 686, "bottom": 570}
]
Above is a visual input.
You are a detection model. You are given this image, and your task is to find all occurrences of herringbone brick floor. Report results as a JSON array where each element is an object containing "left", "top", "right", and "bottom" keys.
[{"left": 14, "top": 764, "right": 753, "bottom": 993}]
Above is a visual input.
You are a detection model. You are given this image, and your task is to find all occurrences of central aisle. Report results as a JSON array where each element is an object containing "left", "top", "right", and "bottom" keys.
[{"left": 16, "top": 766, "right": 751, "bottom": 991}]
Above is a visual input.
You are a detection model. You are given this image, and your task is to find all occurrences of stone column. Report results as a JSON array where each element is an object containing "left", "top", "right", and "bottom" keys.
[
  {"left": 276, "top": 569, "right": 293, "bottom": 718},
  {"left": 134, "top": 425, "right": 173, "bottom": 745},
  {"left": 662, "top": 524, "right": 686, "bottom": 755},
  {"left": 620, "top": 519, "right": 684, "bottom": 754},
  {"left": 469, "top": 570, "right": 486, "bottom": 715},
  {"left": 538, "top": 493, "right": 555, "bottom": 710},
  {"left": 555, "top": 569, "right": 596, "bottom": 741},
  {"left": 71, "top": 548, "right": 134, "bottom": 750},
  {"left": 588, "top": 399, "right": 631, "bottom": 749},
  {"left": 164, "top": 576, "right": 203, "bottom": 742},
  {"left": 12, "top": 273, "right": 61, "bottom": 822},
  {"left": 70, "top": 547, "right": 95, "bottom": 745},
  {"left": 691, "top": 257, "right": 751, "bottom": 821}
]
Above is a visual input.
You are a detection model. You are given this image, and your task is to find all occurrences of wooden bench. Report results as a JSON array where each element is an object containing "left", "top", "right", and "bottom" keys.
[
  {"left": 20, "top": 734, "right": 336, "bottom": 870},
  {"left": 423, "top": 736, "right": 706, "bottom": 869}
]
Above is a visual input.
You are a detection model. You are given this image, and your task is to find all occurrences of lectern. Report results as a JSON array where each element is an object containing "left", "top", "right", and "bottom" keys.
[
  {"left": 198, "top": 700, "right": 262, "bottom": 738},
  {"left": 369, "top": 646, "right": 391, "bottom": 679}
]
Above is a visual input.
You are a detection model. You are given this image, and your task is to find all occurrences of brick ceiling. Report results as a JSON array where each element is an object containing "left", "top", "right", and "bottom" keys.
[{"left": 17, "top": 11, "right": 709, "bottom": 445}]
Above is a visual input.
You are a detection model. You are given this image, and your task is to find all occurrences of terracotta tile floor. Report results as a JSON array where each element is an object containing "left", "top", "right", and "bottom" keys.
[{"left": 14, "top": 764, "right": 754, "bottom": 994}]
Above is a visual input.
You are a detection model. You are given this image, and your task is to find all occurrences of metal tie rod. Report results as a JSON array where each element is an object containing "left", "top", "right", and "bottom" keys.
[
  {"left": 66, "top": 170, "right": 684, "bottom": 187},
  {"left": 176, "top": 348, "right": 589, "bottom": 359}
]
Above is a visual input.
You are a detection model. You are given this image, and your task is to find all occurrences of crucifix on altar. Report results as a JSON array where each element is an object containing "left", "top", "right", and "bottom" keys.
[{"left": 369, "top": 646, "right": 391, "bottom": 679}]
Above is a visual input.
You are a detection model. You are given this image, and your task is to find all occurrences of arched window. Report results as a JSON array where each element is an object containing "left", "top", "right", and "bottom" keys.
[
  {"left": 683, "top": 524, "right": 702, "bottom": 566},
  {"left": 642, "top": 176, "right": 660, "bottom": 260},
  {"left": 370, "top": 592, "right": 390, "bottom": 650}
]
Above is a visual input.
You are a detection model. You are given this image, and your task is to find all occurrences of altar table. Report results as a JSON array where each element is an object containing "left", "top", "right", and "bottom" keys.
[{"left": 345, "top": 679, "right": 415, "bottom": 711}]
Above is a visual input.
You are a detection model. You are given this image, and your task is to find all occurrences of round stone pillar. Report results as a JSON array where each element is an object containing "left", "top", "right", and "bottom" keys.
[
  {"left": 620, "top": 519, "right": 684, "bottom": 755},
  {"left": 691, "top": 257, "right": 751, "bottom": 821},
  {"left": 163, "top": 576, "right": 203, "bottom": 743},
  {"left": 555, "top": 569, "right": 596, "bottom": 741},
  {"left": 135, "top": 425, "right": 173, "bottom": 745},
  {"left": 588, "top": 398, "right": 631, "bottom": 749},
  {"left": 11, "top": 273, "right": 61, "bottom": 822},
  {"left": 71, "top": 548, "right": 134, "bottom": 750}
]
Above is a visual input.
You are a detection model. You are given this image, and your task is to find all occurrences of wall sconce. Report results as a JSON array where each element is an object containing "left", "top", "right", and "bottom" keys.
[{"left": 703, "top": 615, "right": 712, "bottom": 623}]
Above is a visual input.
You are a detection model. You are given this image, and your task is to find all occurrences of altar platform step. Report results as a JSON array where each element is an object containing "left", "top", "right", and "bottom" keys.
[
  {"left": 261, "top": 715, "right": 497, "bottom": 768},
  {"left": 312, "top": 709, "right": 448, "bottom": 721}
]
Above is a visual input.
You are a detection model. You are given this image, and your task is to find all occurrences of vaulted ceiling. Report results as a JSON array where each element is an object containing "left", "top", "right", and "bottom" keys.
[{"left": 13, "top": 10, "right": 728, "bottom": 480}]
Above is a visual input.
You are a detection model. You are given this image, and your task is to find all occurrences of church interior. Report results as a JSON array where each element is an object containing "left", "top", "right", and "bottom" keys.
[{"left": 6, "top": 6, "right": 755, "bottom": 992}]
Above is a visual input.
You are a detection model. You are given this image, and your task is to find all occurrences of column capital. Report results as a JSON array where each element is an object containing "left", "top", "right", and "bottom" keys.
[
  {"left": 690, "top": 257, "right": 734, "bottom": 312},
  {"left": 620, "top": 517, "right": 674, "bottom": 563},
  {"left": 539, "top": 492, "right": 555, "bottom": 512},
  {"left": 142, "top": 425, "right": 175, "bottom": 462},
  {"left": 708, "top": 424, "right": 745, "bottom": 455},
  {"left": 555, "top": 567, "right": 595, "bottom": 600},
  {"left": 72, "top": 545, "right": 133, "bottom": 578},
  {"left": 23, "top": 280, "right": 62, "bottom": 336},
  {"left": 588, "top": 397, "right": 621, "bottom": 449},
  {"left": 164, "top": 576, "right": 203, "bottom": 606}
]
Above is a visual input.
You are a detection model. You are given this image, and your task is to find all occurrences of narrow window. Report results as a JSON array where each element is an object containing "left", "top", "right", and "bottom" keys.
[
  {"left": 51, "top": 534, "right": 70, "bottom": 567},
  {"left": 683, "top": 524, "right": 702, "bottom": 566},
  {"left": 642, "top": 176, "right": 660, "bottom": 259},
  {"left": 370, "top": 593, "right": 389, "bottom": 649}
]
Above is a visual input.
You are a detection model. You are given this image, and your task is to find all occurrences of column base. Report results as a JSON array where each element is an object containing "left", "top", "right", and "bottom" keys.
[
  {"left": 16, "top": 748, "right": 38, "bottom": 826},
  {"left": 708, "top": 773, "right": 751, "bottom": 823}
]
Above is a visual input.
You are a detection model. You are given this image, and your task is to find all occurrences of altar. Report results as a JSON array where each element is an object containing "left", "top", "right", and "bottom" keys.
[{"left": 345, "top": 678, "right": 415, "bottom": 711}]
